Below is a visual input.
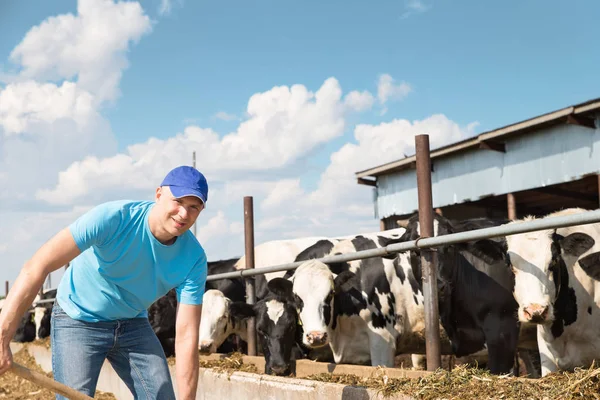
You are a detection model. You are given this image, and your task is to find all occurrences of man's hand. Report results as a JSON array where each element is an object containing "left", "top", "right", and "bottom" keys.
[
  {"left": 0, "top": 343, "right": 13, "bottom": 375},
  {"left": 175, "top": 303, "right": 202, "bottom": 400}
]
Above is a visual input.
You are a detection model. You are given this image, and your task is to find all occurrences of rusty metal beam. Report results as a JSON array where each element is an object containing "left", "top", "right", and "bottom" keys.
[
  {"left": 415, "top": 134, "right": 441, "bottom": 372},
  {"left": 244, "top": 196, "right": 257, "bottom": 356},
  {"left": 507, "top": 193, "right": 517, "bottom": 220}
]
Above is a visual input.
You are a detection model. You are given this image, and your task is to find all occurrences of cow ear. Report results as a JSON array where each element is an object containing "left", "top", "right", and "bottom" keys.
[
  {"left": 464, "top": 239, "right": 507, "bottom": 264},
  {"left": 267, "top": 278, "right": 293, "bottom": 299},
  {"left": 559, "top": 232, "right": 595, "bottom": 258},
  {"left": 578, "top": 251, "right": 600, "bottom": 281},
  {"left": 334, "top": 270, "right": 359, "bottom": 292},
  {"left": 229, "top": 302, "right": 256, "bottom": 320}
]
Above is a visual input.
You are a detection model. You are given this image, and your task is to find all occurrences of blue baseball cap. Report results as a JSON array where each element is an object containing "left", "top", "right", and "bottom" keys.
[{"left": 160, "top": 166, "right": 209, "bottom": 204}]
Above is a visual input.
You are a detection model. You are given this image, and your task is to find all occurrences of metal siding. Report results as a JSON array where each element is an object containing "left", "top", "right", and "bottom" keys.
[{"left": 376, "top": 116, "right": 600, "bottom": 218}]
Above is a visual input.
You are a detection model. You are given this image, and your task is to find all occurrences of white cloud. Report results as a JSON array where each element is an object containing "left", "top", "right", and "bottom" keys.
[
  {"left": 260, "top": 179, "right": 304, "bottom": 210},
  {"left": 0, "top": 0, "right": 152, "bottom": 284},
  {"left": 37, "top": 77, "right": 355, "bottom": 205},
  {"left": 401, "top": 0, "right": 431, "bottom": 19},
  {"left": 214, "top": 111, "right": 238, "bottom": 121},
  {"left": 159, "top": 0, "right": 173, "bottom": 15},
  {"left": 377, "top": 73, "right": 412, "bottom": 105},
  {"left": 8, "top": 0, "right": 152, "bottom": 103},
  {"left": 306, "top": 114, "right": 478, "bottom": 212},
  {"left": 0, "top": 80, "right": 95, "bottom": 135},
  {"left": 343, "top": 90, "right": 375, "bottom": 112}
]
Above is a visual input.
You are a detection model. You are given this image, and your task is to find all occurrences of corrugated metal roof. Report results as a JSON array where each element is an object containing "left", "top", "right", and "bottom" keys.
[{"left": 356, "top": 97, "right": 600, "bottom": 180}]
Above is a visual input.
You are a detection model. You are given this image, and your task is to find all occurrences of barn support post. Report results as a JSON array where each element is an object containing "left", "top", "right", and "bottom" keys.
[
  {"left": 243, "top": 196, "right": 258, "bottom": 356},
  {"left": 507, "top": 193, "right": 517, "bottom": 220},
  {"left": 415, "top": 134, "right": 442, "bottom": 371}
]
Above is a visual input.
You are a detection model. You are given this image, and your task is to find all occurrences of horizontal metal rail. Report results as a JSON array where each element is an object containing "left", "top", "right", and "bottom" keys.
[{"left": 206, "top": 209, "right": 600, "bottom": 282}]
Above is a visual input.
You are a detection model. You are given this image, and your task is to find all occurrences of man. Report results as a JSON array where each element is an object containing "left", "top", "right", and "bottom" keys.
[{"left": 0, "top": 165, "right": 209, "bottom": 400}]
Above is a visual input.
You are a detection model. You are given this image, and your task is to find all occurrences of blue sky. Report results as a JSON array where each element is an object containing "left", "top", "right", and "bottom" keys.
[{"left": 0, "top": 0, "right": 599, "bottom": 288}]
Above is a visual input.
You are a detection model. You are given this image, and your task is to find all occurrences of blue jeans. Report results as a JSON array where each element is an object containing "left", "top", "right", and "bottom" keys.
[{"left": 50, "top": 301, "right": 176, "bottom": 400}]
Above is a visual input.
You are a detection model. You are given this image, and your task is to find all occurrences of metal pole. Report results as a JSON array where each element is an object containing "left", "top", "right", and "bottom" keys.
[
  {"left": 205, "top": 209, "right": 600, "bottom": 282},
  {"left": 507, "top": 193, "right": 517, "bottom": 220},
  {"left": 415, "top": 134, "right": 441, "bottom": 371},
  {"left": 244, "top": 196, "right": 257, "bottom": 356},
  {"left": 5, "top": 281, "right": 8, "bottom": 296}
]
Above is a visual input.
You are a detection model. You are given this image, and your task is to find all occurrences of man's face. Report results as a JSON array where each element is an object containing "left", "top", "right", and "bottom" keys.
[{"left": 155, "top": 186, "right": 204, "bottom": 236}]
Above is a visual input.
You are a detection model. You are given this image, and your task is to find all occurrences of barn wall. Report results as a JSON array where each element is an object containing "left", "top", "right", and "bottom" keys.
[{"left": 376, "top": 114, "right": 600, "bottom": 219}]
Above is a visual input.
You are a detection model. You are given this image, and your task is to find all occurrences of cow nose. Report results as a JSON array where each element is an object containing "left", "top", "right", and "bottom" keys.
[
  {"left": 270, "top": 365, "right": 289, "bottom": 375},
  {"left": 306, "top": 331, "right": 328, "bottom": 347},
  {"left": 199, "top": 341, "right": 214, "bottom": 354},
  {"left": 523, "top": 303, "right": 549, "bottom": 323}
]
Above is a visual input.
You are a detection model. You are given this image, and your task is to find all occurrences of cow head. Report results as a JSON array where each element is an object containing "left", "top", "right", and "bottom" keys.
[
  {"left": 198, "top": 289, "right": 241, "bottom": 354},
  {"left": 291, "top": 260, "right": 358, "bottom": 349},
  {"left": 506, "top": 222, "right": 594, "bottom": 325},
  {"left": 230, "top": 278, "right": 301, "bottom": 376}
]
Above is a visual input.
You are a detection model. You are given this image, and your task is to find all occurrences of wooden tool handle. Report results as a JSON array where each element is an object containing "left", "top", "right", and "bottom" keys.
[{"left": 9, "top": 361, "right": 94, "bottom": 400}]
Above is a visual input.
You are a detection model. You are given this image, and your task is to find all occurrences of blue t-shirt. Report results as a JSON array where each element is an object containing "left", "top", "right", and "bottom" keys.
[{"left": 56, "top": 200, "right": 207, "bottom": 322}]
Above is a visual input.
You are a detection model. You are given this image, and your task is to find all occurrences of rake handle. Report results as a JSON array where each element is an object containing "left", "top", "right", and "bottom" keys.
[{"left": 9, "top": 361, "right": 94, "bottom": 400}]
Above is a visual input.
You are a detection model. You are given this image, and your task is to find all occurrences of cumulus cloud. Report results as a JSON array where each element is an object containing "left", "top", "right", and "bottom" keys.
[
  {"left": 214, "top": 111, "right": 239, "bottom": 121},
  {"left": 377, "top": 73, "right": 412, "bottom": 105},
  {"left": 306, "top": 114, "right": 478, "bottom": 212},
  {"left": 8, "top": 0, "right": 151, "bottom": 103},
  {"left": 343, "top": 90, "right": 375, "bottom": 112},
  {"left": 37, "top": 77, "right": 354, "bottom": 205},
  {"left": 0, "top": 0, "right": 152, "bottom": 284}
]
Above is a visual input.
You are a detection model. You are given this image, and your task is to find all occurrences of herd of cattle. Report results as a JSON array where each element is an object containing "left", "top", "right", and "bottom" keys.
[{"left": 3, "top": 207, "right": 600, "bottom": 379}]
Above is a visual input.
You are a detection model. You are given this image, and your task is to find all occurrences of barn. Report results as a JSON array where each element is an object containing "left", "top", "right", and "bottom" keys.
[{"left": 355, "top": 98, "right": 600, "bottom": 229}]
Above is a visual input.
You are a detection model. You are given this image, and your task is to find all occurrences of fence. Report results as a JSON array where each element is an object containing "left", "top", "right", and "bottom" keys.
[{"left": 8, "top": 134, "right": 600, "bottom": 371}]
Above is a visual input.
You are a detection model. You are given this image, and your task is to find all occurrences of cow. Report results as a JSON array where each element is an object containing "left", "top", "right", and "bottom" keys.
[
  {"left": 499, "top": 208, "right": 600, "bottom": 376},
  {"left": 34, "top": 288, "right": 57, "bottom": 340},
  {"left": 148, "top": 257, "right": 245, "bottom": 357},
  {"left": 290, "top": 215, "right": 536, "bottom": 375},
  {"left": 197, "top": 236, "right": 336, "bottom": 356},
  {"left": 13, "top": 310, "right": 36, "bottom": 343},
  {"left": 229, "top": 278, "right": 305, "bottom": 376}
]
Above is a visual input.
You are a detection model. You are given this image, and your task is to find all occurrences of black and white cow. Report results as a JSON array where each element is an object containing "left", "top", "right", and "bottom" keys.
[
  {"left": 500, "top": 208, "right": 600, "bottom": 376},
  {"left": 230, "top": 278, "right": 310, "bottom": 375},
  {"left": 34, "top": 288, "right": 57, "bottom": 340},
  {"left": 398, "top": 213, "right": 532, "bottom": 374},
  {"left": 290, "top": 215, "right": 536, "bottom": 375}
]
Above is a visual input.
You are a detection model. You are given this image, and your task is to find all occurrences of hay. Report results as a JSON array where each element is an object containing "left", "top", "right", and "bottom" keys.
[
  {"left": 0, "top": 345, "right": 115, "bottom": 400},
  {"left": 305, "top": 363, "right": 600, "bottom": 399},
  {"left": 168, "top": 352, "right": 258, "bottom": 375}
]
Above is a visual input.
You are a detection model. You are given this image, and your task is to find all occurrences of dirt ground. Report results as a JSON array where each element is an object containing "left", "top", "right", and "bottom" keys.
[{"left": 0, "top": 341, "right": 115, "bottom": 400}]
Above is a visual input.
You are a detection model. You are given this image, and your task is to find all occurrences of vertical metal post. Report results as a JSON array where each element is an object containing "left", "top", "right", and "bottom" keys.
[
  {"left": 507, "top": 193, "right": 517, "bottom": 220},
  {"left": 415, "top": 134, "right": 441, "bottom": 371},
  {"left": 244, "top": 196, "right": 257, "bottom": 356},
  {"left": 5, "top": 281, "right": 8, "bottom": 297}
]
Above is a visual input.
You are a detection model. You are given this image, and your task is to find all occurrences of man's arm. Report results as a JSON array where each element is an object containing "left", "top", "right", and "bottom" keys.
[
  {"left": 175, "top": 302, "right": 202, "bottom": 400},
  {"left": 0, "top": 227, "right": 82, "bottom": 375}
]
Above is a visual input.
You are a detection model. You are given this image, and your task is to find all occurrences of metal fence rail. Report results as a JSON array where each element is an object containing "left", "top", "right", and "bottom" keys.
[{"left": 206, "top": 208, "right": 600, "bottom": 282}]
